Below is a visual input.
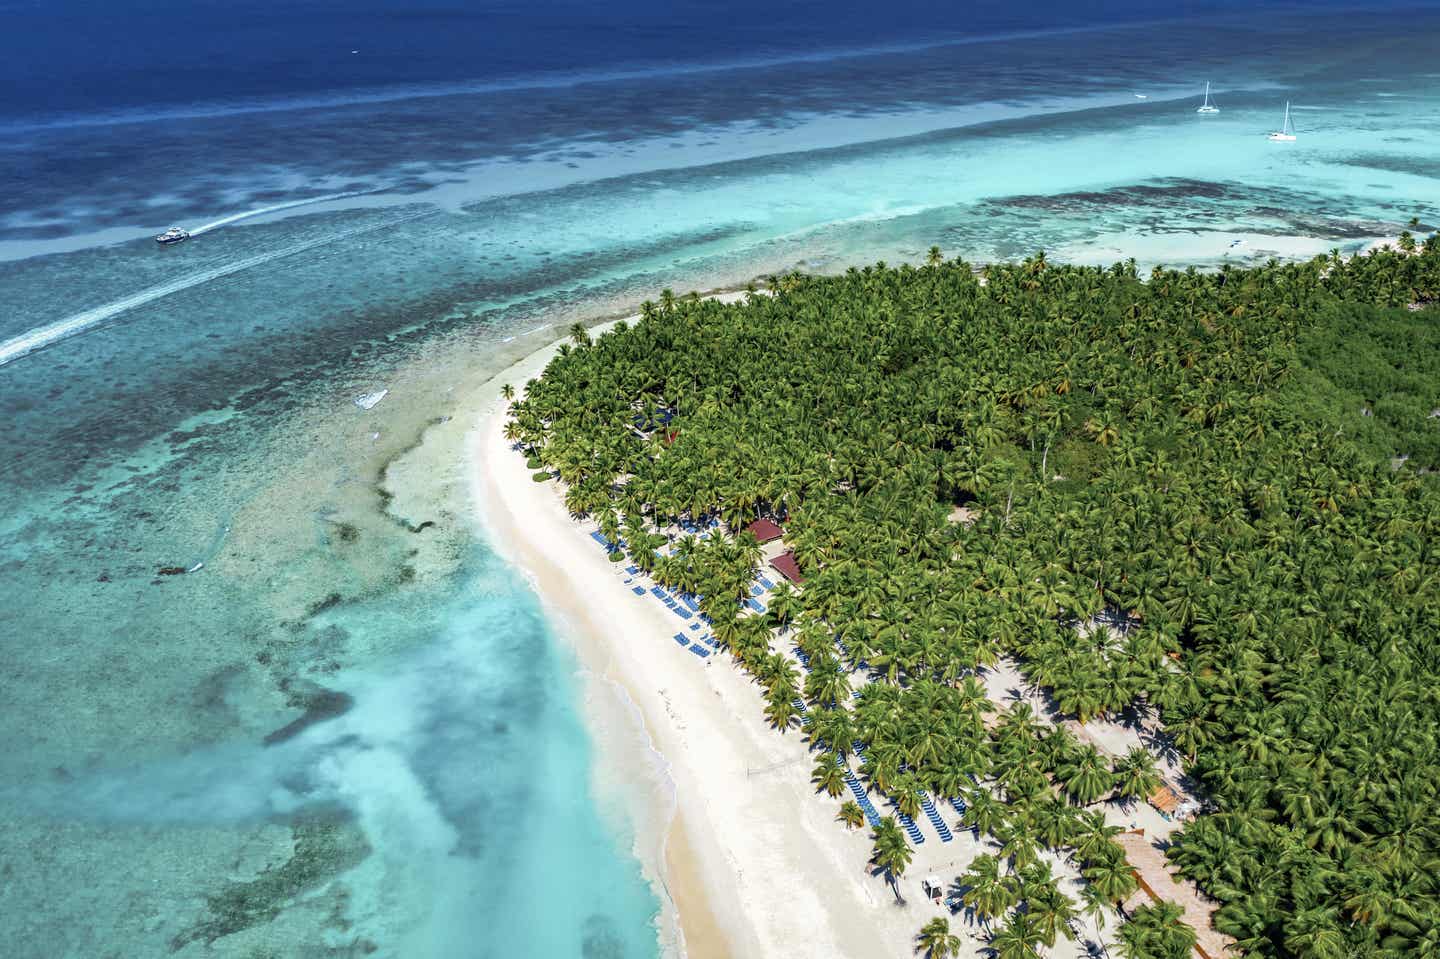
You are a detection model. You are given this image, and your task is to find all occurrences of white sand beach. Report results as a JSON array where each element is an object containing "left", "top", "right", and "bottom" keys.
[{"left": 468, "top": 296, "right": 941, "bottom": 959}]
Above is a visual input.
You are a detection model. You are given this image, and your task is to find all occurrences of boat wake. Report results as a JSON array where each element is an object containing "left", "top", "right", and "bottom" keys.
[
  {"left": 0, "top": 210, "right": 434, "bottom": 368},
  {"left": 188, "top": 191, "right": 371, "bottom": 236}
]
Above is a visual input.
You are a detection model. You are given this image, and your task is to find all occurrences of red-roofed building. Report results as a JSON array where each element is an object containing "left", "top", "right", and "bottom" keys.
[
  {"left": 745, "top": 518, "right": 784, "bottom": 544},
  {"left": 769, "top": 551, "right": 804, "bottom": 584}
]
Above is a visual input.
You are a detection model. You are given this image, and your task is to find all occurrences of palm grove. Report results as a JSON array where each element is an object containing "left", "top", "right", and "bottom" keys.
[{"left": 506, "top": 239, "right": 1440, "bottom": 958}]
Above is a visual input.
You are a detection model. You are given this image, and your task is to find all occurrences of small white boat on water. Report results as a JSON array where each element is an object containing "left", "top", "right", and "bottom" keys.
[
  {"left": 1268, "top": 101, "right": 1297, "bottom": 141},
  {"left": 1196, "top": 81, "right": 1220, "bottom": 114},
  {"left": 155, "top": 226, "right": 190, "bottom": 245}
]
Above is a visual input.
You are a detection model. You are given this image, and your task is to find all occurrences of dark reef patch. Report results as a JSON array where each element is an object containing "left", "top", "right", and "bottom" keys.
[
  {"left": 264, "top": 682, "right": 355, "bottom": 746},
  {"left": 580, "top": 914, "right": 625, "bottom": 959},
  {"left": 1339, "top": 152, "right": 1440, "bottom": 181},
  {"left": 169, "top": 811, "right": 371, "bottom": 951}
]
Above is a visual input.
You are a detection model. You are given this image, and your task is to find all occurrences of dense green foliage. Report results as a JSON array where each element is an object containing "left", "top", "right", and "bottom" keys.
[
  {"left": 1289, "top": 300, "right": 1440, "bottom": 470},
  {"left": 510, "top": 244, "right": 1440, "bottom": 956},
  {"left": 1119, "top": 900, "right": 1199, "bottom": 959}
]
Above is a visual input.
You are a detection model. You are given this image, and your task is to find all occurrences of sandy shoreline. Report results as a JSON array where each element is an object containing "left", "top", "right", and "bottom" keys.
[{"left": 466, "top": 294, "right": 916, "bottom": 959}]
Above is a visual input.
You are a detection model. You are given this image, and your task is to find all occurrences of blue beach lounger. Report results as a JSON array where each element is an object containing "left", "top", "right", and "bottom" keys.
[
  {"left": 674, "top": 634, "right": 689, "bottom": 646},
  {"left": 921, "top": 795, "right": 954, "bottom": 842},
  {"left": 632, "top": 586, "right": 645, "bottom": 595},
  {"left": 688, "top": 644, "right": 710, "bottom": 658}
]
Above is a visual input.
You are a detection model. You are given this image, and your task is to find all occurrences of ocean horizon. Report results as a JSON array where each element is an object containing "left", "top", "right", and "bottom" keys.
[{"left": 2, "top": 0, "right": 1439, "bottom": 955}]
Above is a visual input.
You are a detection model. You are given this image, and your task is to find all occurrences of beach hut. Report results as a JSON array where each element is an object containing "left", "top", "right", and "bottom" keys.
[
  {"left": 922, "top": 876, "right": 944, "bottom": 904},
  {"left": 769, "top": 551, "right": 804, "bottom": 585},
  {"left": 745, "top": 518, "right": 784, "bottom": 544}
]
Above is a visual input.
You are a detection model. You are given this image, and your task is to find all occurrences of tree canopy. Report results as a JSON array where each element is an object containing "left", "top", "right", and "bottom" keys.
[{"left": 511, "top": 242, "right": 1440, "bottom": 956}]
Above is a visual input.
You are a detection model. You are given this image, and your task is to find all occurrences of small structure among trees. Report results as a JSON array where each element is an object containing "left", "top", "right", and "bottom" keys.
[{"left": 769, "top": 550, "right": 804, "bottom": 584}]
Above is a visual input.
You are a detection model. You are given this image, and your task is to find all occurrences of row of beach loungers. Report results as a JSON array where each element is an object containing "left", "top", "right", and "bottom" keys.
[
  {"left": 850, "top": 739, "right": 924, "bottom": 843},
  {"left": 607, "top": 522, "right": 958, "bottom": 846},
  {"left": 608, "top": 544, "right": 715, "bottom": 661},
  {"left": 674, "top": 631, "right": 712, "bottom": 658}
]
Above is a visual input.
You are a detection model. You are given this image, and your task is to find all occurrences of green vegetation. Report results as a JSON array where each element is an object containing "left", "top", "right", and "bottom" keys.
[
  {"left": 509, "top": 243, "right": 1440, "bottom": 956},
  {"left": 917, "top": 916, "right": 964, "bottom": 958},
  {"left": 1119, "top": 900, "right": 1200, "bottom": 959},
  {"left": 870, "top": 816, "right": 916, "bottom": 901},
  {"left": 1289, "top": 300, "right": 1440, "bottom": 469}
]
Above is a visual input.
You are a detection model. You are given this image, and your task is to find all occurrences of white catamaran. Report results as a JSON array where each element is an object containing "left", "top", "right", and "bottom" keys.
[
  {"left": 1197, "top": 81, "right": 1220, "bottom": 114},
  {"left": 1268, "top": 101, "right": 1297, "bottom": 141}
]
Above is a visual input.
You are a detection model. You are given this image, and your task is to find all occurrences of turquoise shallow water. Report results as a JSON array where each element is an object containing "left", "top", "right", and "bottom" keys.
[{"left": 1, "top": 4, "right": 1439, "bottom": 956}]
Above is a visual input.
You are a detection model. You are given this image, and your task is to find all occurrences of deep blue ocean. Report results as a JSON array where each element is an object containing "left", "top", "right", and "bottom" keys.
[
  {"left": 1, "top": 1, "right": 1438, "bottom": 956},
  {"left": 0, "top": 0, "right": 1361, "bottom": 122}
]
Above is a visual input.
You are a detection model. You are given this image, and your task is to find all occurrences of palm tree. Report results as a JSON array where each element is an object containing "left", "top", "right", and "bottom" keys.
[
  {"left": 1032, "top": 797, "right": 1081, "bottom": 850},
  {"left": 812, "top": 755, "right": 848, "bottom": 798},
  {"left": 996, "top": 816, "right": 1043, "bottom": 870},
  {"left": 960, "top": 854, "right": 1017, "bottom": 928},
  {"left": 768, "top": 582, "right": 802, "bottom": 627},
  {"left": 838, "top": 801, "right": 866, "bottom": 830},
  {"left": 894, "top": 772, "right": 926, "bottom": 820},
  {"left": 990, "top": 912, "right": 1046, "bottom": 959},
  {"left": 500, "top": 382, "right": 515, "bottom": 401},
  {"left": 1029, "top": 884, "right": 1080, "bottom": 948},
  {"left": 1080, "top": 882, "right": 1113, "bottom": 935},
  {"left": 1083, "top": 854, "right": 1138, "bottom": 905},
  {"left": 962, "top": 784, "right": 1008, "bottom": 837},
  {"left": 870, "top": 817, "right": 914, "bottom": 903},
  {"left": 1116, "top": 900, "right": 1196, "bottom": 959},
  {"left": 1111, "top": 747, "right": 1162, "bottom": 804},
  {"left": 1057, "top": 747, "right": 1116, "bottom": 806},
  {"left": 917, "top": 916, "right": 963, "bottom": 958},
  {"left": 1072, "top": 810, "right": 1123, "bottom": 862}
]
